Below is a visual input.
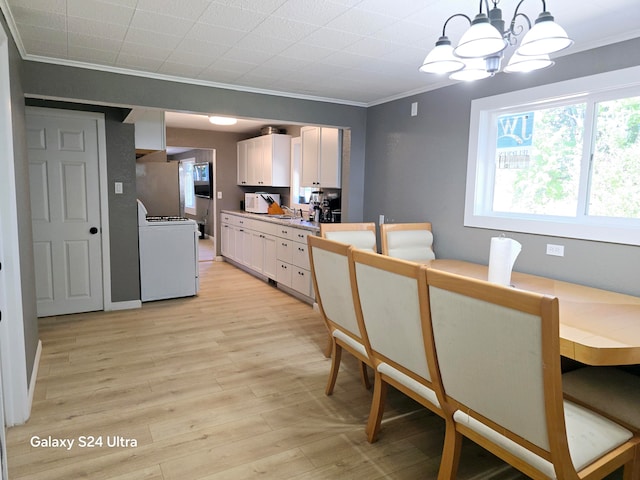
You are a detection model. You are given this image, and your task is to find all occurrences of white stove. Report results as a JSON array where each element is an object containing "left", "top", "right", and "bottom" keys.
[{"left": 137, "top": 199, "right": 199, "bottom": 302}]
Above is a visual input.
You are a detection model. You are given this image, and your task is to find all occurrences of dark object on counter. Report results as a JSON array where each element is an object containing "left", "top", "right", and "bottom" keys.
[{"left": 240, "top": 200, "right": 244, "bottom": 210}]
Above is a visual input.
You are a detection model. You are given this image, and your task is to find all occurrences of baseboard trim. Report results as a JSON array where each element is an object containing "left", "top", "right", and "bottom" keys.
[
  {"left": 27, "top": 340, "right": 42, "bottom": 415},
  {"left": 106, "top": 300, "right": 142, "bottom": 311}
]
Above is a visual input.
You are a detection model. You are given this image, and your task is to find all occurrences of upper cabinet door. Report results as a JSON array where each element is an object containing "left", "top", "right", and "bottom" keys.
[
  {"left": 301, "top": 126, "right": 320, "bottom": 187},
  {"left": 301, "top": 126, "right": 341, "bottom": 188},
  {"left": 319, "top": 127, "right": 341, "bottom": 188},
  {"left": 237, "top": 140, "right": 249, "bottom": 185},
  {"left": 237, "top": 134, "right": 291, "bottom": 187},
  {"left": 247, "top": 137, "right": 263, "bottom": 186}
]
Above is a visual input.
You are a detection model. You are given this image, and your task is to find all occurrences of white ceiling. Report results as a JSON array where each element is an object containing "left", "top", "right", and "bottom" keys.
[{"left": 2, "top": 0, "right": 640, "bottom": 116}]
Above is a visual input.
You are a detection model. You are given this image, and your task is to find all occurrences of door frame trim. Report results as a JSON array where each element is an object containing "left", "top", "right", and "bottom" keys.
[
  {"left": 0, "top": 22, "right": 30, "bottom": 427},
  {"left": 25, "top": 106, "right": 113, "bottom": 312}
]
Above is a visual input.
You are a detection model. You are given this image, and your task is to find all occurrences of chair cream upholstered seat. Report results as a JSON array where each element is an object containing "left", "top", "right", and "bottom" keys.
[
  {"left": 563, "top": 366, "right": 640, "bottom": 432},
  {"left": 380, "top": 222, "right": 435, "bottom": 263},
  {"left": 320, "top": 222, "right": 377, "bottom": 252},
  {"left": 349, "top": 249, "right": 444, "bottom": 443},
  {"left": 423, "top": 268, "right": 640, "bottom": 479},
  {"left": 307, "top": 235, "right": 372, "bottom": 396}
]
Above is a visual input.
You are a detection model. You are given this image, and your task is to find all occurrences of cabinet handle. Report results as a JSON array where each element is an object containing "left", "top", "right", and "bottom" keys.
[{"left": 282, "top": 242, "right": 287, "bottom": 246}]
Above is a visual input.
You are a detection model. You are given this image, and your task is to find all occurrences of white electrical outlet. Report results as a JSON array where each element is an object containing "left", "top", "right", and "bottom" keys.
[
  {"left": 379, "top": 214, "right": 385, "bottom": 225},
  {"left": 217, "top": 191, "right": 222, "bottom": 199},
  {"left": 411, "top": 102, "right": 418, "bottom": 116},
  {"left": 546, "top": 244, "right": 565, "bottom": 257}
]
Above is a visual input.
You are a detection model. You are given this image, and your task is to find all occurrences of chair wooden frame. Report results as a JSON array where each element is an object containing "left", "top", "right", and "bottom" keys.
[
  {"left": 349, "top": 248, "right": 445, "bottom": 443},
  {"left": 307, "top": 235, "right": 371, "bottom": 396},
  {"left": 320, "top": 222, "right": 377, "bottom": 252},
  {"left": 380, "top": 222, "right": 435, "bottom": 263},
  {"left": 318, "top": 222, "right": 377, "bottom": 358},
  {"left": 423, "top": 268, "right": 640, "bottom": 480}
]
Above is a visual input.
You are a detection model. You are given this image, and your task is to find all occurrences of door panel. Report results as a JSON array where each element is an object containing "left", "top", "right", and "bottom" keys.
[
  {"left": 27, "top": 112, "right": 103, "bottom": 317},
  {"left": 33, "top": 242, "right": 54, "bottom": 302}
]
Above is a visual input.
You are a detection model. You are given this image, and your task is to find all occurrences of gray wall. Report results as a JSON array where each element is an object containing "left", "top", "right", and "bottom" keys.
[
  {"left": 3, "top": 12, "right": 38, "bottom": 385},
  {"left": 364, "top": 37, "right": 640, "bottom": 296},
  {"left": 105, "top": 119, "right": 139, "bottom": 303}
]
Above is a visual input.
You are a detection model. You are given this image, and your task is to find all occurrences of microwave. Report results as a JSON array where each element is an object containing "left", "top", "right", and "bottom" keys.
[{"left": 244, "top": 193, "right": 280, "bottom": 214}]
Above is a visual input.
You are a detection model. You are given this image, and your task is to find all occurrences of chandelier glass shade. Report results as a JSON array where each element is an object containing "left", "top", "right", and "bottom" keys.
[{"left": 419, "top": 0, "right": 573, "bottom": 81}]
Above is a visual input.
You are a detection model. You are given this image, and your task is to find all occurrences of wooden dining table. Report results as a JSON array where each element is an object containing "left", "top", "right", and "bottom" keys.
[{"left": 428, "top": 259, "right": 640, "bottom": 367}]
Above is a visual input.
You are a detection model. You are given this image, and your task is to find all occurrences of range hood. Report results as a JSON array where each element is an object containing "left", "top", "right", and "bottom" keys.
[{"left": 124, "top": 109, "right": 166, "bottom": 158}]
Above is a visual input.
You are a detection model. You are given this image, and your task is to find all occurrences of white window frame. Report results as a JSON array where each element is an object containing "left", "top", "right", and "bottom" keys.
[{"left": 464, "top": 65, "right": 640, "bottom": 246}]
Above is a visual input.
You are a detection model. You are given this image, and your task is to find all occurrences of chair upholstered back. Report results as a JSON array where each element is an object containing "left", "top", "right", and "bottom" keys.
[
  {"left": 381, "top": 223, "right": 435, "bottom": 263},
  {"left": 425, "top": 268, "right": 638, "bottom": 478},
  {"left": 308, "top": 236, "right": 360, "bottom": 338},
  {"left": 350, "top": 249, "right": 443, "bottom": 443},
  {"left": 351, "top": 250, "right": 432, "bottom": 383},
  {"left": 320, "top": 222, "right": 377, "bottom": 252},
  {"left": 428, "top": 280, "right": 549, "bottom": 450},
  {"left": 308, "top": 235, "right": 372, "bottom": 399}
]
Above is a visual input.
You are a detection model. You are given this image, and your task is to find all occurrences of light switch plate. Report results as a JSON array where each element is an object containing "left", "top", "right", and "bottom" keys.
[
  {"left": 114, "top": 182, "right": 123, "bottom": 194},
  {"left": 217, "top": 191, "right": 222, "bottom": 199}
]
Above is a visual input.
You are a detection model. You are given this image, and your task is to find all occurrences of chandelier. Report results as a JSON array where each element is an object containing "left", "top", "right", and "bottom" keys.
[{"left": 419, "top": 0, "right": 573, "bottom": 81}]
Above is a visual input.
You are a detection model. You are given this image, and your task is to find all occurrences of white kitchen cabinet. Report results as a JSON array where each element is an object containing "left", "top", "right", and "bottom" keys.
[
  {"left": 291, "top": 267, "right": 313, "bottom": 298},
  {"left": 220, "top": 222, "right": 233, "bottom": 258},
  {"left": 126, "top": 109, "right": 166, "bottom": 151},
  {"left": 220, "top": 212, "right": 316, "bottom": 300},
  {"left": 237, "top": 134, "right": 291, "bottom": 186},
  {"left": 237, "top": 141, "right": 249, "bottom": 185},
  {"left": 276, "top": 260, "right": 292, "bottom": 287},
  {"left": 289, "top": 227, "right": 313, "bottom": 298},
  {"left": 250, "top": 229, "right": 277, "bottom": 279},
  {"left": 300, "top": 126, "right": 341, "bottom": 188}
]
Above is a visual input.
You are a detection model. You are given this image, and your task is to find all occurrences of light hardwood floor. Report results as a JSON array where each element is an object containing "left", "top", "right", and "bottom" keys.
[{"left": 7, "top": 260, "right": 542, "bottom": 479}]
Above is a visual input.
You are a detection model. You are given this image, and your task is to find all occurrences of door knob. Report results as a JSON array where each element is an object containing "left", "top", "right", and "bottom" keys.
[{"left": 89, "top": 227, "right": 98, "bottom": 234}]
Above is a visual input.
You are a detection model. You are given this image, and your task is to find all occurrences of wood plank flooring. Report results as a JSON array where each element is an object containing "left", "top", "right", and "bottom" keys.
[{"left": 7, "top": 260, "right": 543, "bottom": 479}]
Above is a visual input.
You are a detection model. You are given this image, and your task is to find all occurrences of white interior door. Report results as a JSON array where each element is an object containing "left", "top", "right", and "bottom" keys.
[{"left": 27, "top": 111, "right": 103, "bottom": 317}]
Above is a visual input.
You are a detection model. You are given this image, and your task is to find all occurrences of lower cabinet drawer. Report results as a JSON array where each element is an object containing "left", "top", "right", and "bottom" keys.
[
  {"left": 292, "top": 241, "right": 310, "bottom": 270},
  {"left": 277, "top": 238, "right": 293, "bottom": 263},
  {"left": 291, "top": 267, "right": 313, "bottom": 298},
  {"left": 277, "top": 261, "right": 292, "bottom": 287}
]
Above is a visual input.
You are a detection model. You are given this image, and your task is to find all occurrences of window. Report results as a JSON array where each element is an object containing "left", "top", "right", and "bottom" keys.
[
  {"left": 180, "top": 159, "right": 196, "bottom": 216},
  {"left": 465, "top": 66, "right": 640, "bottom": 246}
]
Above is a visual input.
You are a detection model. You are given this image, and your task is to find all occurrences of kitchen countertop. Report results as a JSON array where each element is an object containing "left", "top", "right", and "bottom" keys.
[{"left": 221, "top": 210, "right": 320, "bottom": 233}]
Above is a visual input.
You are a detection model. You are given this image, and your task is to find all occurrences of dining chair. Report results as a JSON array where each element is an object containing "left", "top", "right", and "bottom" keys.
[
  {"left": 380, "top": 222, "right": 435, "bottom": 263},
  {"left": 349, "top": 248, "right": 444, "bottom": 443},
  {"left": 307, "top": 235, "right": 372, "bottom": 396},
  {"left": 320, "top": 222, "right": 377, "bottom": 252},
  {"left": 423, "top": 268, "right": 640, "bottom": 480}
]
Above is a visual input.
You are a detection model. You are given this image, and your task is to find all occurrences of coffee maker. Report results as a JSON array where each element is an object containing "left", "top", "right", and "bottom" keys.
[{"left": 309, "top": 190, "right": 323, "bottom": 222}]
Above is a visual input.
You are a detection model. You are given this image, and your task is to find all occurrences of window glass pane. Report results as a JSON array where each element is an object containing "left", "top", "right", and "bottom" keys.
[
  {"left": 588, "top": 96, "right": 640, "bottom": 219},
  {"left": 183, "top": 161, "right": 195, "bottom": 210},
  {"left": 492, "top": 104, "right": 585, "bottom": 216}
]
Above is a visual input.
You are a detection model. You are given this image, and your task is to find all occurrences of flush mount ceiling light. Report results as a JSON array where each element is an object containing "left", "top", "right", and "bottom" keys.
[
  {"left": 419, "top": 0, "right": 572, "bottom": 81},
  {"left": 208, "top": 116, "right": 237, "bottom": 125}
]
